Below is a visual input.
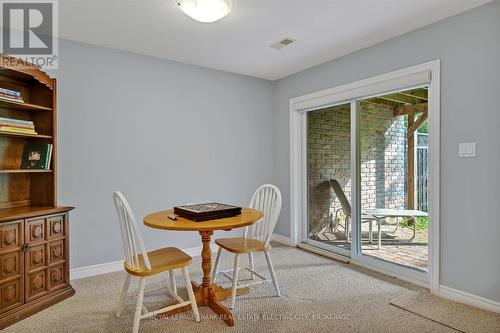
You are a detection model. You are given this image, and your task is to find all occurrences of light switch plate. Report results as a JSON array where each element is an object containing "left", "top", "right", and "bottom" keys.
[{"left": 459, "top": 142, "right": 476, "bottom": 158}]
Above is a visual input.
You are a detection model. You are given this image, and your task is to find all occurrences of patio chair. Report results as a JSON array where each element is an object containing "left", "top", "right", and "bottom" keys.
[{"left": 329, "top": 179, "right": 382, "bottom": 249}]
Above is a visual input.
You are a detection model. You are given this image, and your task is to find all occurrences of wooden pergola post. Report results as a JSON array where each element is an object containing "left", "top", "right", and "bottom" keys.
[
  {"left": 407, "top": 113, "right": 415, "bottom": 209},
  {"left": 394, "top": 103, "right": 428, "bottom": 210}
]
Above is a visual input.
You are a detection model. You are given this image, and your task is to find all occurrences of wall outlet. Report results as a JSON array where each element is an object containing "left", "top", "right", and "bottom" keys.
[{"left": 459, "top": 142, "right": 476, "bottom": 158}]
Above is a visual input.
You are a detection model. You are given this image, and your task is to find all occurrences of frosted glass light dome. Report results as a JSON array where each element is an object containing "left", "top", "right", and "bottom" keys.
[{"left": 177, "top": 0, "right": 233, "bottom": 23}]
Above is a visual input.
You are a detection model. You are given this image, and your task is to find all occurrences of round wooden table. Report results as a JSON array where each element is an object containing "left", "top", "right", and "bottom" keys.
[{"left": 144, "top": 208, "right": 263, "bottom": 326}]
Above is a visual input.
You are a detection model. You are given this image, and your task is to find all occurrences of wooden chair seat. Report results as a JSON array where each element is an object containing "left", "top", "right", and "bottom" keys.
[
  {"left": 125, "top": 247, "right": 192, "bottom": 277},
  {"left": 215, "top": 237, "right": 268, "bottom": 254}
]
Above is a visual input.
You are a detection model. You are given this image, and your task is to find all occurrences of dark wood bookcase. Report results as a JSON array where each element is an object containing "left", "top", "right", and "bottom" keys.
[{"left": 0, "top": 55, "right": 74, "bottom": 328}]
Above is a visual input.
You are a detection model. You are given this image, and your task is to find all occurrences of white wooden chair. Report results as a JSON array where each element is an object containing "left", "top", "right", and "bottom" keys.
[
  {"left": 212, "top": 184, "right": 282, "bottom": 309},
  {"left": 113, "top": 191, "right": 200, "bottom": 333}
]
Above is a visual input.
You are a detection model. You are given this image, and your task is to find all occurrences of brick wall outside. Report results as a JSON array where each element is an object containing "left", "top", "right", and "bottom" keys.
[{"left": 307, "top": 102, "right": 406, "bottom": 235}]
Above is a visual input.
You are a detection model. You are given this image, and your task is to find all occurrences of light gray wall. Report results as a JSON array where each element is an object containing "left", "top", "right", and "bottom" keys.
[
  {"left": 272, "top": 0, "right": 500, "bottom": 302},
  {"left": 51, "top": 40, "right": 274, "bottom": 268}
]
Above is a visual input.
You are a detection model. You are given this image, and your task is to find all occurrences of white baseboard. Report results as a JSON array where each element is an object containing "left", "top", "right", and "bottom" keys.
[
  {"left": 70, "top": 243, "right": 218, "bottom": 281},
  {"left": 438, "top": 285, "right": 500, "bottom": 314},
  {"left": 271, "top": 233, "right": 294, "bottom": 246},
  {"left": 70, "top": 259, "right": 125, "bottom": 281}
]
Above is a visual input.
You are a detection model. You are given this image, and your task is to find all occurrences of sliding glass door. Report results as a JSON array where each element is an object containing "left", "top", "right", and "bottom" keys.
[{"left": 303, "top": 89, "right": 430, "bottom": 273}]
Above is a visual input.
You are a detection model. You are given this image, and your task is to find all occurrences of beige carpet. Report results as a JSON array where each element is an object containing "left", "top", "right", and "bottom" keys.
[
  {"left": 3, "top": 243, "right": 487, "bottom": 333},
  {"left": 390, "top": 290, "right": 500, "bottom": 333}
]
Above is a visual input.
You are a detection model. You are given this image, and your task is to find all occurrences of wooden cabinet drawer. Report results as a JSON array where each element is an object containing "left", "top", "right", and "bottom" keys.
[
  {"left": 0, "top": 220, "right": 22, "bottom": 250},
  {"left": 26, "top": 270, "right": 47, "bottom": 301},
  {"left": 0, "top": 278, "right": 23, "bottom": 313},
  {"left": 48, "top": 264, "right": 66, "bottom": 292},
  {"left": 48, "top": 240, "right": 64, "bottom": 265},
  {"left": 26, "top": 244, "right": 46, "bottom": 272},
  {"left": 25, "top": 219, "right": 45, "bottom": 244},
  {"left": 48, "top": 215, "right": 65, "bottom": 239},
  {"left": 0, "top": 252, "right": 21, "bottom": 279}
]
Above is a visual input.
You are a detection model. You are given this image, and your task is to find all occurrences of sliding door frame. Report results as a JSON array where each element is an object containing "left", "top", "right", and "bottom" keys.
[
  {"left": 289, "top": 60, "right": 440, "bottom": 292},
  {"left": 300, "top": 100, "right": 355, "bottom": 258}
]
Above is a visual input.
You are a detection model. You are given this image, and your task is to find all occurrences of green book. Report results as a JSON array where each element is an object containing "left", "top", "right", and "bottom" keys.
[{"left": 21, "top": 143, "right": 53, "bottom": 169}]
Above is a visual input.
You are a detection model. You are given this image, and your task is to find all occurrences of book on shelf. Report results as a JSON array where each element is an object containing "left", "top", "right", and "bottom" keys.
[
  {"left": 0, "top": 87, "right": 21, "bottom": 97},
  {"left": 0, "top": 117, "right": 33, "bottom": 125},
  {"left": 0, "top": 86, "right": 24, "bottom": 103},
  {"left": 0, "top": 95, "right": 24, "bottom": 103},
  {"left": 0, "top": 117, "right": 35, "bottom": 132},
  {"left": 0, "top": 121, "right": 34, "bottom": 129},
  {"left": 0, "top": 126, "right": 37, "bottom": 135},
  {"left": 47, "top": 144, "right": 53, "bottom": 169},
  {"left": 21, "top": 143, "right": 52, "bottom": 169},
  {"left": 0, "top": 122, "right": 34, "bottom": 129},
  {"left": 0, "top": 92, "right": 22, "bottom": 99}
]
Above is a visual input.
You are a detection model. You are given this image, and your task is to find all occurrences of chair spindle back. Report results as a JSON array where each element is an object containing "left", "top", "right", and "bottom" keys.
[
  {"left": 113, "top": 191, "right": 151, "bottom": 271},
  {"left": 244, "top": 184, "right": 282, "bottom": 246}
]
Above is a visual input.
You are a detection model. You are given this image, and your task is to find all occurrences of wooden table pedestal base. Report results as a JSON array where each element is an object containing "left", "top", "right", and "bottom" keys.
[
  {"left": 159, "top": 230, "right": 249, "bottom": 326},
  {"left": 158, "top": 282, "right": 249, "bottom": 326}
]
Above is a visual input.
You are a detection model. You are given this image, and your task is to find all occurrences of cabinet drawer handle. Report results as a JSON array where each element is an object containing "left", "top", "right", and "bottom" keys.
[{"left": 21, "top": 244, "right": 29, "bottom": 252}]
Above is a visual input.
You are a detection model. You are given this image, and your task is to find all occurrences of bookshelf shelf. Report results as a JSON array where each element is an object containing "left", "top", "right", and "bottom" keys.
[
  {"left": 0, "top": 131, "right": 52, "bottom": 139},
  {"left": 0, "top": 205, "right": 71, "bottom": 223},
  {"left": 0, "top": 169, "right": 53, "bottom": 174},
  {"left": 0, "top": 98, "right": 52, "bottom": 111}
]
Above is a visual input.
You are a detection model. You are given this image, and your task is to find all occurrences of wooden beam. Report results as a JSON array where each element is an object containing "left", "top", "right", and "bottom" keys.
[
  {"left": 394, "top": 103, "right": 428, "bottom": 116},
  {"left": 378, "top": 96, "right": 410, "bottom": 105},
  {"left": 399, "top": 91, "right": 428, "bottom": 102},
  {"left": 407, "top": 115, "right": 415, "bottom": 210},
  {"left": 408, "top": 111, "right": 428, "bottom": 137},
  {"left": 362, "top": 98, "right": 402, "bottom": 108},
  {"left": 378, "top": 93, "right": 423, "bottom": 105},
  {"left": 398, "top": 88, "right": 428, "bottom": 101}
]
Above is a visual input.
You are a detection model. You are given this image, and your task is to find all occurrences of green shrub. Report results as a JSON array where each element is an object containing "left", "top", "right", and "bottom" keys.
[{"left": 399, "top": 216, "right": 428, "bottom": 230}]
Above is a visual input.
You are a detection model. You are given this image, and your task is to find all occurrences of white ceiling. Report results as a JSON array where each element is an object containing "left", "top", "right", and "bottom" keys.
[{"left": 59, "top": 0, "right": 492, "bottom": 81}]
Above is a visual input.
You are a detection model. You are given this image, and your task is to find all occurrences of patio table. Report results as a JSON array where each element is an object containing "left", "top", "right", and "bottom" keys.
[{"left": 364, "top": 208, "right": 428, "bottom": 242}]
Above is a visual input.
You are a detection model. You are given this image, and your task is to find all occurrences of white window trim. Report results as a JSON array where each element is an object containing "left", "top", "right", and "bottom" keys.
[{"left": 289, "top": 60, "right": 440, "bottom": 293}]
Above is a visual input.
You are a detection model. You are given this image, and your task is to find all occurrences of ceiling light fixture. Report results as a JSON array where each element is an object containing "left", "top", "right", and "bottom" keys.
[{"left": 176, "top": 0, "right": 233, "bottom": 23}]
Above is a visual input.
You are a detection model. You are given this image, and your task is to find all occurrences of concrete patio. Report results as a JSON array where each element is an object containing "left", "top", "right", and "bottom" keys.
[{"left": 315, "top": 222, "right": 428, "bottom": 272}]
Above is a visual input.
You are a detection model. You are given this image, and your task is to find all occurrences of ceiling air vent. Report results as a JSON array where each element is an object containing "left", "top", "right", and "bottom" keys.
[{"left": 270, "top": 38, "right": 296, "bottom": 50}]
